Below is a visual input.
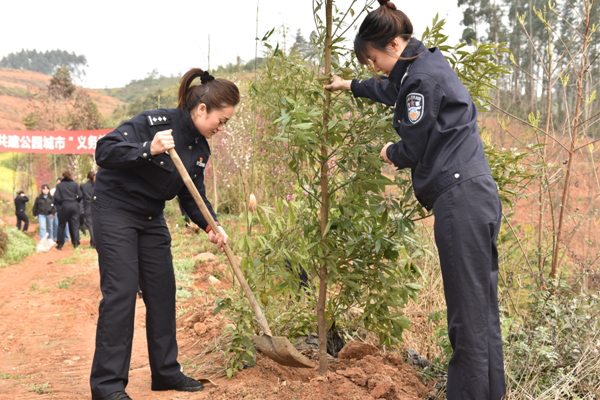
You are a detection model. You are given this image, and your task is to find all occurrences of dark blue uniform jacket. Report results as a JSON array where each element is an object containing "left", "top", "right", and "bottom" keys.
[
  {"left": 80, "top": 180, "right": 94, "bottom": 212},
  {"left": 94, "top": 108, "right": 217, "bottom": 230},
  {"left": 54, "top": 179, "right": 82, "bottom": 205},
  {"left": 351, "top": 39, "right": 491, "bottom": 210}
]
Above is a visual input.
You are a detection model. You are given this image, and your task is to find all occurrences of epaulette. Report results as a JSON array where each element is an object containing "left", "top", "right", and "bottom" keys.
[{"left": 147, "top": 114, "right": 172, "bottom": 126}]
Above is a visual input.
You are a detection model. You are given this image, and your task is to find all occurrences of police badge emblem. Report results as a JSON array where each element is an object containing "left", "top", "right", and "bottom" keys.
[{"left": 406, "top": 93, "right": 424, "bottom": 124}]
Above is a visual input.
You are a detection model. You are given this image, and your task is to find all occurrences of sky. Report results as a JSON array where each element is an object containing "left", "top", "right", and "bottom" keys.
[{"left": 0, "top": 1, "right": 464, "bottom": 89}]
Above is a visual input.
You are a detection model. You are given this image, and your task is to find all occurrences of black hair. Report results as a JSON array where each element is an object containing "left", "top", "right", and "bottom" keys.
[
  {"left": 354, "top": 0, "right": 414, "bottom": 65},
  {"left": 177, "top": 68, "right": 240, "bottom": 113}
]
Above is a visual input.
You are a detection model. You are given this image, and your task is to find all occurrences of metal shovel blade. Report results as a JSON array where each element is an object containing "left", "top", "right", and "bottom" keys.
[
  {"left": 169, "top": 148, "right": 315, "bottom": 369},
  {"left": 251, "top": 335, "right": 315, "bottom": 368}
]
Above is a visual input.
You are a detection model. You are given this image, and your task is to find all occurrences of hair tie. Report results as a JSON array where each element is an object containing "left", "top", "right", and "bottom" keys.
[{"left": 200, "top": 71, "right": 215, "bottom": 84}]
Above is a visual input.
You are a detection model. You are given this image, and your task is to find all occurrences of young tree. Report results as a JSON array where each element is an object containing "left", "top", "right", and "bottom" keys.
[
  {"left": 241, "top": 0, "right": 511, "bottom": 375},
  {"left": 494, "top": 1, "right": 600, "bottom": 282}
]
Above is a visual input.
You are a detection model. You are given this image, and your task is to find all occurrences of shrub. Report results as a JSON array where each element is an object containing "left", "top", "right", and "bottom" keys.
[{"left": 0, "top": 227, "right": 8, "bottom": 257}]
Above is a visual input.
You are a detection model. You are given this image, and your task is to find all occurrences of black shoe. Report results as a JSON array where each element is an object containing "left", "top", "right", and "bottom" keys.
[
  {"left": 152, "top": 376, "right": 204, "bottom": 392},
  {"left": 56, "top": 244, "right": 63, "bottom": 250},
  {"left": 99, "top": 391, "right": 132, "bottom": 400}
]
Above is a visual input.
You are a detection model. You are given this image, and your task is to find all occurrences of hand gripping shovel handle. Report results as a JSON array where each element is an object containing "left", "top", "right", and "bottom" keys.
[{"left": 168, "top": 148, "right": 273, "bottom": 336}]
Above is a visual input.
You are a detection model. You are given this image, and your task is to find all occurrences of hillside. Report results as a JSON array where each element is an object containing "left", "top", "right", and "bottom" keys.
[{"left": 0, "top": 68, "right": 124, "bottom": 130}]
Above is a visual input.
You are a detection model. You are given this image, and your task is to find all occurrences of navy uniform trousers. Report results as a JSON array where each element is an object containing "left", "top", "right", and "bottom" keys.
[
  {"left": 433, "top": 175, "right": 506, "bottom": 400},
  {"left": 57, "top": 201, "right": 80, "bottom": 247},
  {"left": 90, "top": 202, "right": 185, "bottom": 399}
]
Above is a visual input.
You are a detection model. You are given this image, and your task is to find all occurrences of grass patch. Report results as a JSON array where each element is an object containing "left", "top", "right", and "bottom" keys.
[
  {"left": 56, "top": 279, "right": 70, "bottom": 289},
  {"left": 0, "top": 85, "right": 30, "bottom": 98},
  {"left": 0, "top": 226, "right": 35, "bottom": 268},
  {"left": 169, "top": 214, "right": 239, "bottom": 297},
  {"left": 27, "top": 382, "right": 51, "bottom": 394},
  {"left": 54, "top": 255, "right": 77, "bottom": 265},
  {"left": 0, "top": 372, "right": 27, "bottom": 380}
]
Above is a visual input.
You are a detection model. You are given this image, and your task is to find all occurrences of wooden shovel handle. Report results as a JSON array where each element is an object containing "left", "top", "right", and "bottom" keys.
[{"left": 168, "top": 148, "right": 273, "bottom": 336}]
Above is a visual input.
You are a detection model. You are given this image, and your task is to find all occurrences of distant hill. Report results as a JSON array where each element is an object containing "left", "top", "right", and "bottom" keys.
[
  {"left": 97, "top": 73, "right": 180, "bottom": 103},
  {"left": 0, "top": 68, "right": 124, "bottom": 130}
]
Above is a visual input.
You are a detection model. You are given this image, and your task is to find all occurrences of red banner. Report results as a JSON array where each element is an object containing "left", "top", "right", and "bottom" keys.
[{"left": 0, "top": 129, "right": 112, "bottom": 154}]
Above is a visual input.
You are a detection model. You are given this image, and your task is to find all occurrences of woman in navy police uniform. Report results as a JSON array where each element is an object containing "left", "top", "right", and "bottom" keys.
[
  {"left": 90, "top": 68, "right": 238, "bottom": 400},
  {"left": 325, "top": 1, "right": 506, "bottom": 399}
]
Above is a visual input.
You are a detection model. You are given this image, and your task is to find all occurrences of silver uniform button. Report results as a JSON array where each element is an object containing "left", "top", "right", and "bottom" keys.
[
  {"left": 188, "top": 146, "right": 193, "bottom": 150},
  {"left": 193, "top": 174, "right": 197, "bottom": 178},
  {"left": 160, "top": 161, "right": 164, "bottom": 166},
  {"left": 124, "top": 132, "right": 128, "bottom": 136},
  {"left": 148, "top": 216, "right": 153, "bottom": 221},
  {"left": 454, "top": 173, "right": 460, "bottom": 179},
  {"left": 143, "top": 153, "right": 148, "bottom": 158},
  {"left": 93, "top": 196, "right": 97, "bottom": 200}
]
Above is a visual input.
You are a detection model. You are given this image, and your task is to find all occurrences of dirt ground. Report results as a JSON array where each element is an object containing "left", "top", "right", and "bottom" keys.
[{"left": 0, "top": 216, "right": 433, "bottom": 400}]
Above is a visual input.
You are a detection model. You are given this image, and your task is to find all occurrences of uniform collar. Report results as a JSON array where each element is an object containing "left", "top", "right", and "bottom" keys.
[
  {"left": 388, "top": 38, "right": 426, "bottom": 85},
  {"left": 178, "top": 109, "right": 211, "bottom": 153},
  {"left": 180, "top": 109, "right": 203, "bottom": 145}
]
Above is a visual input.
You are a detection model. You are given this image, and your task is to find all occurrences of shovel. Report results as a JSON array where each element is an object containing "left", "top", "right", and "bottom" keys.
[{"left": 169, "top": 148, "right": 315, "bottom": 369}]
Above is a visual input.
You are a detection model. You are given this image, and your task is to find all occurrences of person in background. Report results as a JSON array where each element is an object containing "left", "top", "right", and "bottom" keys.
[
  {"left": 90, "top": 68, "right": 237, "bottom": 400},
  {"left": 32, "top": 184, "right": 57, "bottom": 241},
  {"left": 324, "top": 1, "right": 505, "bottom": 399},
  {"left": 80, "top": 170, "right": 96, "bottom": 247},
  {"left": 51, "top": 177, "right": 70, "bottom": 242},
  {"left": 79, "top": 203, "right": 88, "bottom": 236},
  {"left": 53, "top": 170, "right": 82, "bottom": 250},
  {"left": 14, "top": 190, "right": 29, "bottom": 231}
]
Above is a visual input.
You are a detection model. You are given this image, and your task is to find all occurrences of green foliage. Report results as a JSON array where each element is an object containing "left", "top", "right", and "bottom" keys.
[
  {"left": 0, "top": 226, "right": 35, "bottom": 268},
  {"left": 215, "top": 58, "right": 266, "bottom": 75},
  {"left": 214, "top": 296, "right": 257, "bottom": 377},
  {"left": 0, "top": 49, "right": 87, "bottom": 81},
  {"left": 48, "top": 66, "right": 76, "bottom": 99},
  {"left": 56, "top": 279, "right": 70, "bottom": 289},
  {"left": 0, "top": 153, "right": 17, "bottom": 197},
  {"left": 421, "top": 15, "right": 511, "bottom": 111},
  {"left": 99, "top": 70, "right": 179, "bottom": 101},
  {"left": 27, "top": 382, "right": 51, "bottom": 394},
  {"left": 424, "top": 310, "right": 452, "bottom": 378},
  {"left": 0, "top": 226, "right": 8, "bottom": 257},
  {"left": 173, "top": 258, "right": 196, "bottom": 288},
  {"left": 246, "top": 40, "right": 425, "bottom": 345},
  {"left": 0, "top": 85, "right": 29, "bottom": 99},
  {"left": 504, "top": 279, "right": 600, "bottom": 397},
  {"left": 67, "top": 92, "right": 103, "bottom": 130},
  {"left": 22, "top": 66, "right": 103, "bottom": 134},
  {"left": 483, "top": 134, "right": 536, "bottom": 206},
  {"left": 105, "top": 84, "right": 178, "bottom": 129}
]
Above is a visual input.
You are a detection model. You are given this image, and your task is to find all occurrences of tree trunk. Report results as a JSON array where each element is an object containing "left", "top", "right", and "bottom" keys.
[
  {"left": 550, "top": 3, "right": 591, "bottom": 279},
  {"left": 317, "top": 0, "right": 333, "bottom": 376}
]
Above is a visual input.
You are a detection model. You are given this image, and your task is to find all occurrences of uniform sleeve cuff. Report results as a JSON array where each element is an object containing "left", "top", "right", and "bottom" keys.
[
  {"left": 139, "top": 141, "right": 152, "bottom": 161},
  {"left": 205, "top": 222, "right": 220, "bottom": 233},
  {"left": 350, "top": 79, "right": 359, "bottom": 97}
]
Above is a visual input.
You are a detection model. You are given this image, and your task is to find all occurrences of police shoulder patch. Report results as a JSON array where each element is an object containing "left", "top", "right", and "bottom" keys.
[
  {"left": 147, "top": 114, "right": 172, "bottom": 126},
  {"left": 406, "top": 93, "right": 424, "bottom": 124}
]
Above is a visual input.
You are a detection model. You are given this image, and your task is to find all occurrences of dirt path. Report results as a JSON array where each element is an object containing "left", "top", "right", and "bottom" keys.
[{"left": 0, "top": 217, "right": 433, "bottom": 400}]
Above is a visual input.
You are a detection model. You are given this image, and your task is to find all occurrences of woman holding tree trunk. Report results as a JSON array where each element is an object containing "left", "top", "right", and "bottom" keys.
[{"left": 325, "top": 1, "right": 505, "bottom": 399}]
